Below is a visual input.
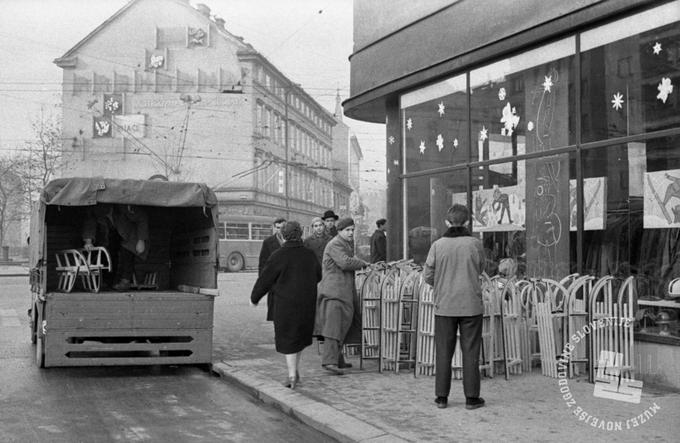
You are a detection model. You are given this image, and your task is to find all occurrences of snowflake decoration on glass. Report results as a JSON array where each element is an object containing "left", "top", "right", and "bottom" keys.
[
  {"left": 393, "top": 160, "right": 399, "bottom": 166},
  {"left": 542, "top": 75, "right": 553, "bottom": 92},
  {"left": 479, "top": 126, "right": 488, "bottom": 141},
  {"left": 653, "top": 42, "right": 662, "bottom": 55},
  {"left": 611, "top": 92, "right": 624, "bottom": 111},
  {"left": 453, "top": 138, "right": 459, "bottom": 148},
  {"left": 657, "top": 77, "right": 674, "bottom": 103},
  {"left": 406, "top": 118, "right": 413, "bottom": 130},
  {"left": 388, "top": 136, "right": 395, "bottom": 145},
  {"left": 498, "top": 87, "right": 507, "bottom": 101},
  {"left": 104, "top": 97, "right": 120, "bottom": 112},
  {"left": 419, "top": 140, "right": 426, "bottom": 154},
  {"left": 438, "top": 102, "right": 445, "bottom": 117},
  {"left": 500, "top": 102, "right": 520, "bottom": 136},
  {"left": 527, "top": 121, "right": 534, "bottom": 132},
  {"left": 436, "top": 134, "right": 444, "bottom": 151}
]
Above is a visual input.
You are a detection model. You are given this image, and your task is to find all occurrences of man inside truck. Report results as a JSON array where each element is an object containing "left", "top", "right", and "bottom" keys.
[{"left": 82, "top": 204, "right": 150, "bottom": 291}]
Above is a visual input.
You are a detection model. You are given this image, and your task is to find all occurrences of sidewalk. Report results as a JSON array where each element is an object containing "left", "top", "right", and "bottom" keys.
[{"left": 213, "top": 344, "right": 680, "bottom": 442}]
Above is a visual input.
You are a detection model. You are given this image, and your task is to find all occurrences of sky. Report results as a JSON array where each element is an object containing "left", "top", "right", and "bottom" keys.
[{"left": 0, "top": 0, "right": 386, "bottom": 190}]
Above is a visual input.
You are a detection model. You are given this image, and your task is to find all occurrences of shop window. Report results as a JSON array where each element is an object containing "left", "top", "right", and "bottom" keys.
[
  {"left": 580, "top": 2, "right": 680, "bottom": 142},
  {"left": 471, "top": 37, "right": 576, "bottom": 162},
  {"left": 406, "top": 171, "right": 468, "bottom": 264},
  {"left": 401, "top": 74, "right": 468, "bottom": 173}
]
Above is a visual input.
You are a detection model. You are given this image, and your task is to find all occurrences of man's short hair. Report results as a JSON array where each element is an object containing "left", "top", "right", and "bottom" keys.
[
  {"left": 273, "top": 217, "right": 286, "bottom": 225},
  {"left": 446, "top": 204, "right": 469, "bottom": 226},
  {"left": 376, "top": 218, "right": 387, "bottom": 227}
]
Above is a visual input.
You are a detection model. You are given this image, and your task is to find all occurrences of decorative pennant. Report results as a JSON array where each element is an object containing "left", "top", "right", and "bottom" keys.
[
  {"left": 93, "top": 117, "right": 112, "bottom": 138},
  {"left": 103, "top": 93, "right": 122, "bottom": 116}
]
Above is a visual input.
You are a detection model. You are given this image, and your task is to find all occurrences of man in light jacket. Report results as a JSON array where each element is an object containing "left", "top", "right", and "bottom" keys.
[
  {"left": 423, "top": 204, "right": 486, "bottom": 410},
  {"left": 314, "top": 217, "right": 369, "bottom": 375}
]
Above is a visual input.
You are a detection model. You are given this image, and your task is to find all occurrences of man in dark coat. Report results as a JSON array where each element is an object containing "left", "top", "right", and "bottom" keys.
[
  {"left": 251, "top": 221, "right": 322, "bottom": 389},
  {"left": 258, "top": 217, "right": 285, "bottom": 321},
  {"left": 370, "top": 218, "right": 387, "bottom": 263},
  {"left": 314, "top": 217, "right": 369, "bottom": 375},
  {"left": 322, "top": 209, "right": 339, "bottom": 238}
]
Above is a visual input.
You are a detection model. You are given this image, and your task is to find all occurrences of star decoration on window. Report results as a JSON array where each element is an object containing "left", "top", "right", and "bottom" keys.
[
  {"left": 542, "top": 75, "right": 553, "bottom": 92},
  {"left": 657, "top": 77, "right": 673, "bottom": 103},
  {"left": 436, "top": 134, "right": 444, "bottom": 151},
  {"left": 611, "top": 92, "right": 624, "bottom": 111},
  {"left": 479, "top": 126, "right": 488, "bottom": 141},
  {"left": 419, "top": 140, "right": 426, "bottom": 154},
  {"left": 653, "top": 42, "right": 662, "bottom": 55},
  {"left": 498, "top": 87, "right": 506, "bottom": 101},
  {"left": 453, "top": 138, "right": 459, "bottom": 149},
  {"left": 438, "top": 102, "right": 445, "bottom": 117},
  {"left": 388, "top": 136, "right": 395, "bottom": 145},
  {"left": 527, "top": 121, "right": 534, "bottom": 132},
  {"left": 406, "top": 118, "right": 413, "bottom": 130},
  {"left": 393, "top": 159, "right": 399, "bottom": 166}
]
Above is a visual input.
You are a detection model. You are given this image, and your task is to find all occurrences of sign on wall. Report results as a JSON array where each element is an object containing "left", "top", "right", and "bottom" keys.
[{"left": 113, "top": 114, "right": 146, "bottom": 138}]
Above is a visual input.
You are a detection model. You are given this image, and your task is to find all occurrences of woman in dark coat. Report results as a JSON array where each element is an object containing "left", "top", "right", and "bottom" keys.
[{"left": 251, "top": 221, "right": 322, "bottom": 389}]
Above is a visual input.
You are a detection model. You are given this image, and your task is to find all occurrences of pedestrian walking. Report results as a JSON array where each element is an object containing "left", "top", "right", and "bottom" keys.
[
  {"left": 257, "top": 217, "right": 286, "bottom": 321},
  {"left": 423, "top": 204, "right": 486, "bottom": 410},
  {"left": 314, "top": 217, "right": 369, "bottom": 375},
  {"left": 322, "top": 209, "right": 339, "bottom": 238},
  {"left": 303, "top": 217, "right": 329, "bottom": 265},
  {"left": 369, "top": 218, "right": 387, "bottom": 263},
  {"left": 250, "top": 221, "right": 322, "bottom": 389}
]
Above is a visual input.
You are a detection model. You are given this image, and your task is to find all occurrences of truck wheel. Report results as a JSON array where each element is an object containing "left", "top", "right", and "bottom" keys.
[
  {"left": 226, "top": 252, "right": 244, "bottom": 272},
  {"left": 35, "top": 308, "right": 45, "bottom": 368}
]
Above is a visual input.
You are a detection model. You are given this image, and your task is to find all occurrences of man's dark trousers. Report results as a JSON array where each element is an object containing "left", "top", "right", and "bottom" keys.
[{"left": 434, "top": 314, "right": 483, "bottom": 399}]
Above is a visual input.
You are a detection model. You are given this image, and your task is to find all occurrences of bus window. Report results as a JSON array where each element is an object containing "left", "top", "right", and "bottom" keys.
[
  {"left": 226, "top": 223, "right": 249, "bottom": 239},
  {"left": 251, "top": 223, "right": 271, "bottom": 240}
]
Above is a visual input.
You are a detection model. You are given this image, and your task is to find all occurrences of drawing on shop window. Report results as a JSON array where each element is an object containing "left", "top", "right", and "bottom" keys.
[
  {"left": 569, "top": 177, "right": 607, "bottom": 231},
  {"left": 645, "top": 169, "right": 680, "bottom": 227}
]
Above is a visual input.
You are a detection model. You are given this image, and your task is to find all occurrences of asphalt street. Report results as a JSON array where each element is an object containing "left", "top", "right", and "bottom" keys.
[{"left": 0, "top": 274, "right": 334, "bottom": 443}]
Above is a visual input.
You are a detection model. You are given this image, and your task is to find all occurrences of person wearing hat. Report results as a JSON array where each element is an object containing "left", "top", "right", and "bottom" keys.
[
  {"left": 314, "top": 217, "right": 369, "bottom": 375},
  {"left": 370, "top": 218, "right": 387, "bottom": 263},
  {"left": 322, "top": 209, "right": 339, "bottom": 238},
  {"left": 303, "top": 217, "right": 329, "bottom": 265},
  {"left": 251, "top": 221, "right": 321, "bottom": 389}
]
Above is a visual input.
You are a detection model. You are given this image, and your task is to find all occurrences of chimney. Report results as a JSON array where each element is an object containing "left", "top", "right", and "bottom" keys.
[
  {"left": 195, "top": 3, "right": 211, "bottom": 17},
  {"left": 214, "top": 17, "right": 226, "bottom": 30}
]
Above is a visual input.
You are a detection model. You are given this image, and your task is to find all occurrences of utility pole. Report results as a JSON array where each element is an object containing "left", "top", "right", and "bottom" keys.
[{"left": 284, "top": 88, "right": 290, "bottom": 219}]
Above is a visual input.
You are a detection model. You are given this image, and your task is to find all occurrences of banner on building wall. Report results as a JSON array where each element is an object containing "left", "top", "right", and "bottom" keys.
[
  {"left": 92, "top": 117, "right": 112, "bottom": 138},
  {"left": 452, "top": 185, "right": 525, "bottom": 232},
  {"left": 644, "top": 169, "right": 680, "bottom": 228},
  {"left": 569, "top": 177, "right": 607, "bottom": 231},
  {"left": 114, "top": 114, "right": 146, "bottom": 138},
  {"left": 103, "top": 94, "right": 123, "bottom": 116}
]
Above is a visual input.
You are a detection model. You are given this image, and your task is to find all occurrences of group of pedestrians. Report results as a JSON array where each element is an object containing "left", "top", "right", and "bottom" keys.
[
  {"left": 250, "top": 210, "right": 372, "bottom": 388},
  {"left": 250, "top": 203, "right": 487, "bottom": 411}
]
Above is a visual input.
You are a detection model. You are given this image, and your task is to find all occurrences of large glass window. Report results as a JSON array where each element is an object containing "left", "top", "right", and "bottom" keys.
[
  {"left": 401, "top": 75, "right": 468, "bottom": 173},
  {"left": 470, "top": 37, "right": 576, "bottom": 161},
  {"left": 580, "top": 3, "right": 680, "bottom": 142},
  {"left": 406, "top": 171, "right": 468, "bottom": 264}
]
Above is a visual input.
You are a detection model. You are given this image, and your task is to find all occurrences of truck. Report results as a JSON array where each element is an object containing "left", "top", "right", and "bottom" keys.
[{"left": 28, "top": 177, "right": 219, "bottom": 368}]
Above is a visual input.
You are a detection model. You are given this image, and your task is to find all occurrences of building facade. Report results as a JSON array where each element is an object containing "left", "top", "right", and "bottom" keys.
[
  {"left": 346, "top": 1, "right": 680, "bottom": 387},
  {"left": 54, "top": 0, "right": 344, "bottom": 233}
]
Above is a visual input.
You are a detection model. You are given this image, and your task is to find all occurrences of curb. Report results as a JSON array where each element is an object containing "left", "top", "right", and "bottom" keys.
[{"left": 212, "top": 362, "right": 408, "bottom": 443}]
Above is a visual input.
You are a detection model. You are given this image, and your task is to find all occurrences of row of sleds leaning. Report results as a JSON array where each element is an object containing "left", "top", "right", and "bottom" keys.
[{"left": 356, "top": 260, "right": 635, "bottom": 382}]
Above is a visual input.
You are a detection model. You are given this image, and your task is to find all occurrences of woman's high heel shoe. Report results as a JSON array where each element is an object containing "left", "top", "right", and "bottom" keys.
[{"left": 287, "top": 375, "right": 297, "bottom": 389}]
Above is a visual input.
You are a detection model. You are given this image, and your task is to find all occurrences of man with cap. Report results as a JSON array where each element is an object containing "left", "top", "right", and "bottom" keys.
[
  {"left": 370, "top": 218, "right": 387, "bottom": 263},
  {"left": 314, "top": 217, "right": 369, "bottom": 374},
  {"left": 322, "top": 209, "right": 339, "bottom": 238},
  {"left": 303, "top": 217, "right": 329, "bottom": 265}
]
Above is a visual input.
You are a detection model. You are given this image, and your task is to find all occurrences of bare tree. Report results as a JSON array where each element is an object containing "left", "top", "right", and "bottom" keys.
[{"left": 0, "top": 156, "right": 25, "bottom": 250}]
